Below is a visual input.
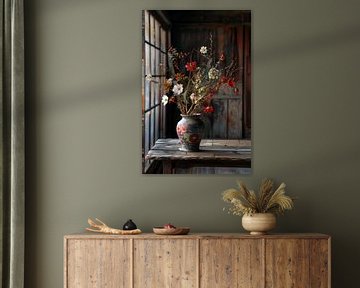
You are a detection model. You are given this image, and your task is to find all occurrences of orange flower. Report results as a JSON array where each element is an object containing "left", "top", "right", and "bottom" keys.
[
  {"left": 175, "top": 73, "right": 185, "bottom": 81},
  {"left": 164, "top": 82, "right": 172, "bottom": 92}
]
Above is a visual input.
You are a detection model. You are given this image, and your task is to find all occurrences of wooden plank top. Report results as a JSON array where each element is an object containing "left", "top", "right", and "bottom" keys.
[
  {"left": 65, "top": 232, "right": 330, "bottom": 240},
  {"left": 145, "top": 138, "right": 252, "bottom": 161}
]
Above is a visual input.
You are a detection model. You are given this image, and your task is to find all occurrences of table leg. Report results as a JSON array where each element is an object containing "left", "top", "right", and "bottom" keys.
[{"left": 163, "top": 160, "right": 173, "bottom": 174}]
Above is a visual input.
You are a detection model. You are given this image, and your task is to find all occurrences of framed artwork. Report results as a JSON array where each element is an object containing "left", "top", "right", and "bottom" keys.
[{"left": 142, "top": 10, "right": 252, "bottom": 174}]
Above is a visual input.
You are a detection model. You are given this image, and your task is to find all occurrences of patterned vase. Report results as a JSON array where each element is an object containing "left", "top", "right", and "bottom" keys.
[{"left": 176, "top": 114, "right": 205, "bottom": 151}]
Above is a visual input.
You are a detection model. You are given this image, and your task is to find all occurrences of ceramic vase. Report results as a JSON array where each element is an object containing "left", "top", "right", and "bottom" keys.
[
  {"left": 176, "top": 114, "right": 205, "bottom": 151},
  {"left": 242, "top": 213, "right": 276, "bottom": 235}
]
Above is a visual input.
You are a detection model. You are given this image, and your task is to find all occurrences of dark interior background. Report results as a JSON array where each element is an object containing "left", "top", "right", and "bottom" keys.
[{"left": 163, "top": 10, "right": 251, "bottom": 139}]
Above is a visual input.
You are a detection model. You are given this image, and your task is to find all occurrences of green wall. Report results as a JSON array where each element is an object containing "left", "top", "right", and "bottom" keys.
[{"left": 25, "top": 0, "right": 360, "bottom": 287}]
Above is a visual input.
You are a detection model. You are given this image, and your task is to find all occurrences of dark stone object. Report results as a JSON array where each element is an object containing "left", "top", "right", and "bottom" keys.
[{"left": 123, "top": 219, "right": 137, "bottom": 230}]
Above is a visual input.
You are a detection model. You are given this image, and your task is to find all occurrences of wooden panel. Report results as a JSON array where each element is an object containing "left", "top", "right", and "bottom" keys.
[
  {"left": 200, "top": 239, "right": 263, "bottom": 288},
  {"left": 65, "top": 239, "right": 131, "bottom": 288},
  {"left": 212, "top": 99, "right": 227, "bottom": 138},
  {"left": 237, "top": 25, "right": 244, "bottom": 90},
  {"left": 228, "top": 99, "right": 242, "bottom": 139},
  {"left": 160, "top": 27, "right": 166, "bottom": 50},
  {"left": 144, "top": 113, "right": 150, "bottom": 153},
  {"left": 265, "top": 239, "right": 310, "bottom": 288},
  {"left": 212, "top": 98, "right": 243, "bottom": 139},
  {"left": 150, "top": 46, "right": 156, "bottom": 76},
  {"left": 144, "top": 45, "right": 151, "bottom": 106},
  {"left": 144, "top": 10, "right": 150, "bottom": 42},
  {"left": 243, "top": 25, "right": 251, "bottom": 138},
  {"left": 155, "top": 105, "right": 160, "bottom": 141},
  {"left": 134, "top": 239, "right": 198, "bottom": 288},
  {"left": 310, "top": 239, "right": 330, "bottom": 288}
]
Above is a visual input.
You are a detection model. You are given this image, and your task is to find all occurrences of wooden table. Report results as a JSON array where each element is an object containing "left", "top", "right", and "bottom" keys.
[{"left": 145, "top": 138, "right": 251, "bottom": 174}]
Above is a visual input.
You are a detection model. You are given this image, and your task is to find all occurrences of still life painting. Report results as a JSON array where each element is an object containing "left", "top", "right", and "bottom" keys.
[{"left": 142, "top": 10, "right": 252, "bottom": 174}]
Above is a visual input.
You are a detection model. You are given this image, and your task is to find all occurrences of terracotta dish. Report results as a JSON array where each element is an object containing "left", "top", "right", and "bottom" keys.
[{"left": 153, "top": 227, "right": 190, "bottom": 235}]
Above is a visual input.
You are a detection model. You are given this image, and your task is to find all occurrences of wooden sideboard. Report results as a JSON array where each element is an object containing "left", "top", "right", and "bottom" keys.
[{"left": 64, "top": 233, "right": 331, "bottom": 288}]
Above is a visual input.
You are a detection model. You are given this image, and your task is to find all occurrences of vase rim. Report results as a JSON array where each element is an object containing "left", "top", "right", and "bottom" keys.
[
  {"left": 243, "top": 212, "right": 276, "bottom": 217},
  {"left": 180, "top": 113, "right": 202, "bottom": 117}
]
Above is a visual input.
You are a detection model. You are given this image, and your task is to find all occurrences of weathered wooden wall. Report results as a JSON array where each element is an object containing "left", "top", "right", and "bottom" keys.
[{"left": 167, "top": 11, "right": 251, "bottom": 139}]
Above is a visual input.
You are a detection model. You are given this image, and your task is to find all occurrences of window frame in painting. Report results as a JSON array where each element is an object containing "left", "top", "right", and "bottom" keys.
[{"left": 142, "top": 10, "right": 169, "bottom": 173}]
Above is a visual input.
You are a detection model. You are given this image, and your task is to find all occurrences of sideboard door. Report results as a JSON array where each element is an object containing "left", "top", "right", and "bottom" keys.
[
  {"left": 200, "top": 239, "right": 264, "bottom": 288},
  {"left": 66, "top": 239, "right": 131, "bottom": 288},
  {"left": 309, "top": 239, "right": 330, "bottom": 288},
  {"left": 134, "top": 239, "right": 198, "bottom": 288},
  {"left": 265, "top": 239, "right": 330, "bottom": 288}
]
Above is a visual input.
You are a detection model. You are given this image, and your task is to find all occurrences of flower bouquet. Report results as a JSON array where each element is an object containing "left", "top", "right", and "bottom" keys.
[{"left": 162, "top": 40, "right": 238, "bottom": 151}]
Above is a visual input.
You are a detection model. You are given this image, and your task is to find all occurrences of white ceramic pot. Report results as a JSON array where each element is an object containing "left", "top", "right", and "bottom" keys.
[{"left": 242, "top": 213, "right": 276, "bottom": 235}]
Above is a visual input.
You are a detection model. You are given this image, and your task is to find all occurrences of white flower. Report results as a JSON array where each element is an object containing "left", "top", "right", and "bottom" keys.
[
  {"left": 166, "top": 78, "right": 173, "bottom": 85},
  {"left": 172, "top": 84, "right": 184, "bottom": 95},
  {"left": 200, "top": 46, "right": 207, "bottom": 54},
  {"left": 145, "top": 74, "right": 152, "bottom": 81},
  {"left": 161, "top": 95, "right": 168, "bottom": 105},
  {"left": 208, "top": 68, "right": 219, "bottom": 80}
]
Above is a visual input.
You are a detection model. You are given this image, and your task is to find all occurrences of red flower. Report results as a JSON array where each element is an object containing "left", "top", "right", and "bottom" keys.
[
  {"left": 177, "top": 124, "right": 187, "bottom": 135},
  {"left": 185, "top": 61, "right": 197, "bottom": 72},
  {"left": 203, "top": 106, "right": 215, "bottom": 113},
  {"left": 227, "top": 79, "right": 235, "bottom": 88}
]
